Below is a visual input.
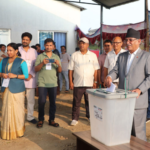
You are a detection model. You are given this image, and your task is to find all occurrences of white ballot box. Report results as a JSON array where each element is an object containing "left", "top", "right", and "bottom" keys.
[{"left": 86, "top": 89, "right": 138, "bottom": 146}]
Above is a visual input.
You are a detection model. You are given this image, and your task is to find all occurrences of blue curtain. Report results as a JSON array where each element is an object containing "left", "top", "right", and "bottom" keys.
[
  {"left": 54, "top": 33, "right": 66, "bottom": 53},
  {"left": 39, "top": 32, "right": 53, "bottom": 50}
]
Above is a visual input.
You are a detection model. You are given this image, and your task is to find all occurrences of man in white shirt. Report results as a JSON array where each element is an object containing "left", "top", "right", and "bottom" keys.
[
  {"left": 105, "top": 28, "right": 150, "bottom": 141},
  {"left": 104, "top": 37, "right": 126, "bottom": 87},
  {"left": 0, "top": 44, "right": 7, "bottom": 60},
  {"left": 68, "top": 37, "right": 100, "bottom": 126}
]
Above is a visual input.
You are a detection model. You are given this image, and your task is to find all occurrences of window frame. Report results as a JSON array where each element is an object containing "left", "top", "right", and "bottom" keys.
[{"left": 38, "top": 30, "right": 67, "bottom": 46}]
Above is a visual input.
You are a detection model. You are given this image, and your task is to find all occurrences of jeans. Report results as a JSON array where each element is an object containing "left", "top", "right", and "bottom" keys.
[
  {"left": 59, "top": 71, "right": 69, "bottom": 91},
  {"left": 147, "top": 89, "right": 150, "bottom": 119},
  {"left": 38, "top": 87, "right": 57, "bottom": 121}
]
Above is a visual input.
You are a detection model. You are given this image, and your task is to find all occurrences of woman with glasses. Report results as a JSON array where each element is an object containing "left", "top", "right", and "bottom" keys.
[{"left": 0, "top": 43, "right": 28, "bottom": 140}]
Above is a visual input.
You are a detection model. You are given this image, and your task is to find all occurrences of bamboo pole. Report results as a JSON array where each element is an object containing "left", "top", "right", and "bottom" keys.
[{"left": 100, "top": 5, "right": 103, "bottom": 54}]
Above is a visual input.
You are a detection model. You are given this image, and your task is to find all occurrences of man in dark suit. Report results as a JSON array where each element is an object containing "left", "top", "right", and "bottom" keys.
[{"left": 105, "top": 28, "right": 150, "bottom": 141}]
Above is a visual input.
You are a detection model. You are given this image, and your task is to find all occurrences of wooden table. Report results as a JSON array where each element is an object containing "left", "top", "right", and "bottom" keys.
[{"left": 73, "top": 130, "right": 150, "bottom": 150}]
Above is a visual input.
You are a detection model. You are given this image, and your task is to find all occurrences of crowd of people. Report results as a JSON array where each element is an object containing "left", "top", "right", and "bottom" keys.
[{"left": 0, "top": 28, "right": 150, "bottom": 143}]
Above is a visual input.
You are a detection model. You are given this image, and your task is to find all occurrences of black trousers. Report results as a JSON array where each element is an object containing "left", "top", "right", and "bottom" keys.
[
  {"left": 72, "top": 87, "right": 92, "bottom": 121},
  {"left": 38, "top": 87, "right": 57, "bottom": 122}
]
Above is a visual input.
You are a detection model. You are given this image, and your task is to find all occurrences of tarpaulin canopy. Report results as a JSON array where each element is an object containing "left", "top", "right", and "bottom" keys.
[
  {"left": 93, "top": 0, "right": 139, "bottom": 9},
  {"left": 75, "top": 22, "right": 147, "bottom": 44}
]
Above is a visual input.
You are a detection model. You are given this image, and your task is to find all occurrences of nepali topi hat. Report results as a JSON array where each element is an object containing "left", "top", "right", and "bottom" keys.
[{"left": 126, "top": 28, "right": 140, "bottom": 39}]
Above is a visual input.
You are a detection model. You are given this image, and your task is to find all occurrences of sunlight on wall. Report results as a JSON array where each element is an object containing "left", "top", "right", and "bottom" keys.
[{"left": 24, "top": 0, "right": 81, "bottom": 25}]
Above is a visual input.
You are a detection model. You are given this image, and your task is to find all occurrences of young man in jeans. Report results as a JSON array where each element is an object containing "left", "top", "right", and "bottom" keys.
[
  {"left": 59, "top": 45, "right": 70, "bottom": 93},
  {"left": 35, "top": 38, "right": 62, "bottom": 128}
]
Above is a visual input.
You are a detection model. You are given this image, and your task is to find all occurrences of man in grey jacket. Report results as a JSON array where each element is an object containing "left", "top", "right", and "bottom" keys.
[{"left": 105, "top": 28, "right": 150, "bottom": 141}]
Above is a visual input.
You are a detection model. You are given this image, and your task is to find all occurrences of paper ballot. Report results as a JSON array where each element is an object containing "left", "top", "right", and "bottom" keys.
[{"left": 106, "top": 83, "right": 116, "bottom": 92}]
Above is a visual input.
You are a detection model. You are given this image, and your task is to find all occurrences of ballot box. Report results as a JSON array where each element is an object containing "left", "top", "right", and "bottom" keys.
[{"left": 86, "top": 89, "right": 138, "bottom": 146}]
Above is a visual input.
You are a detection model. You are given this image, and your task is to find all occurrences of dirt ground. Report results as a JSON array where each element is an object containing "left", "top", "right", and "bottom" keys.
[
  {"left": 0, "top": 84, "right": 150, "bottom": 150},
  {"left": 0, "top": 86, "right": 91, "bottom": 150}
]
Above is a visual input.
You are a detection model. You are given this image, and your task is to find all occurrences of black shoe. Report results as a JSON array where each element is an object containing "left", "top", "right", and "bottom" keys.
[
  {"left": 146, "top": 118, "right": 150, "bottom": 123},
  {"left": 28, "top": 119, "right": 37, "bottom": 124}
]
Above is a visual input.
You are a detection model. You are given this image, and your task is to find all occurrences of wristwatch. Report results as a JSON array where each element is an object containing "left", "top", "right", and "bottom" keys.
[{"left": 94, "top": 81, "right": 98, "bottom": 83}]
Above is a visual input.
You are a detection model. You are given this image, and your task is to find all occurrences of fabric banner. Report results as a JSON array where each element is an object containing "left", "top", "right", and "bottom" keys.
[{"left": 75, "top": 22, "right": 147, "bottom": 45}]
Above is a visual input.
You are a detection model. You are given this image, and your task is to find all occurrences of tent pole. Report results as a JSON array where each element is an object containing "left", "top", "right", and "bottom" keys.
[
  {"left": 100, "top": 5, "right": 103, "bottom": 54},
  {"left": 145, "top": 0, "right": 149, "bottom": 52}
]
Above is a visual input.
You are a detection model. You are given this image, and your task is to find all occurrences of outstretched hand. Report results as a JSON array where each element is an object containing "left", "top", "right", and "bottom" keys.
[{"left": 105, "top": 76, "right": 112, "bottom": 88}]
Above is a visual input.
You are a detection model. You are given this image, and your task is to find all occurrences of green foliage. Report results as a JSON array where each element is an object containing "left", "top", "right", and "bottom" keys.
[{"left": 89, "top": 44, "right": 100, "bottom": 50}]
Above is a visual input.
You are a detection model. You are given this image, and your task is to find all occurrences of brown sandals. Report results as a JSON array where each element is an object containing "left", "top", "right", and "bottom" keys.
[
  {"left": 49, "top": 121, "right": 59, "bottom": 127},
  {"left": 37, "top": 121, "right": 44, "bottom": 128}
]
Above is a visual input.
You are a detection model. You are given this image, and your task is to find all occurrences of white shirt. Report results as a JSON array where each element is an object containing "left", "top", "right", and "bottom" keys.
[
  {"left": 104, "top": 48, "right": 127, "bottom": 82},
  {"left": 68, "top": 50, "right": 100, "bottom": 87},
  {"left": 126, "top": 48, "right": 139, "bottom": 74},
  {"left": 0, "top": 51, "right": 8, "bottom": 60}
]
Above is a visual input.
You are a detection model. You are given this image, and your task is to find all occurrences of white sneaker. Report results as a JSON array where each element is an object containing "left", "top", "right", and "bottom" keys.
[{"left": 70, "top": 120, "right": 78, "bottom": 126}]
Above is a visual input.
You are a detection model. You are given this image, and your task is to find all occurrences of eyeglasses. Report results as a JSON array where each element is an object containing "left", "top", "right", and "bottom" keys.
[
  {"left": 125, "top": 38, "right": 137, "bottom": 42},
  {"left": 112, "top": 42, "right": 121, "bottom": 45}
]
